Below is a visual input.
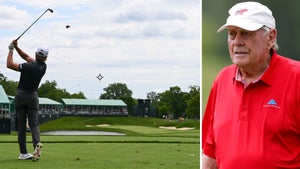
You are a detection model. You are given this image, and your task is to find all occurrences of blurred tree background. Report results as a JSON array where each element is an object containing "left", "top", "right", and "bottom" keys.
[
  {"left": 0, "top": 72, "right": 199, "bottom": 119},
  {"left": 202, "top": 0, "right": 300, "bottom": 110}
]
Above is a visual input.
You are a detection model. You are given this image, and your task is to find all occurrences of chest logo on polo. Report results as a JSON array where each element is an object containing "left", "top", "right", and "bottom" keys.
[{"left": 263, "top": 99, "right": 280, "bottom": 109}]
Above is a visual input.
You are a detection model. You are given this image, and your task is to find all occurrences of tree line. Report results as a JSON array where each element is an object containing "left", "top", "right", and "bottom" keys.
[{"left": 0, "top": 72, "right": 199, "bottom": 119}]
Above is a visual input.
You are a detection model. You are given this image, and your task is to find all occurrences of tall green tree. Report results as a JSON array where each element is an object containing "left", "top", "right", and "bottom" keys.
[
  {"left": 38, "top": 80, "right": 57, "bottom": 99},
  {"left": 71, "top": 91, "right": 85, "bottom": 99},
  {"left": 100, "top": 83, "right": 133, "bottom": 99},
  {"left": 0, "top": 72, "right": 5, "bottom": 81},
  {"left": 100, "top": 83, "right": 135, "bottom": 115},
  {"left": 0, "top": 73, "right": 18, "bottom": 96},
  {"left": 146, "top": 91, "right": 159, "bottom": 102},
  {"left": 185, "top": 85, "right": 200, "bottom": 118},
  {"left": 39, "top": 80, "right": 85, "bottom": 101},
  {"left": 159, "top": 86, "right": 188, "bottom": 119},
  {"left": 147, "top": 91, "right": 163, "bottom": 117}
]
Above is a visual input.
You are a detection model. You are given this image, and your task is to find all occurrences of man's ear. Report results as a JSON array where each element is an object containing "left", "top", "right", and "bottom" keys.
[{"left": 267, "top": 28, "right": 277, "bottom": 50}]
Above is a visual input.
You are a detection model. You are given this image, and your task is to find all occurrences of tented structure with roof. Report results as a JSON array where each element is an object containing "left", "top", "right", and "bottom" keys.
[
  {"left": 39, "top": 97, "right": 63, "bottom": 115},
  {"left": 0, "top": 85, "right": 11, "bottom": 119},
  {"left": 8, "top": 96, "right": 63, "bottom": 115},
  {"left": 0, "top": 85, "right": 11, "bottom": 133},
  {"left": 62, "top": 98, "right": 128, "bottom": 116}
]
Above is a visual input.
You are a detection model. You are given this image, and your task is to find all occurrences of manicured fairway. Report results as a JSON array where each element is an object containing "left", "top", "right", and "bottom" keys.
[{"left": 0, "top": 138, "right": 199, "bottom": 169}]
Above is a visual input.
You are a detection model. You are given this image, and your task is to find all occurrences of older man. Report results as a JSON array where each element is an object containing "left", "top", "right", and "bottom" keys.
[{"left": 202, "top": 1, "right": 300, "bottom": 168}]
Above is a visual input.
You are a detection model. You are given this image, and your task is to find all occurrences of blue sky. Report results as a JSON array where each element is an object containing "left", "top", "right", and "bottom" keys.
[{"left": 0, "top": 0, "right": 200, "bottom": 99}]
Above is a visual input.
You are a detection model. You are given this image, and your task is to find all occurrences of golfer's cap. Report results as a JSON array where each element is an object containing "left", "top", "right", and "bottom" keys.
[
  {"left": 217, "top": 2, "right": 275, "bottom": 33},
  {"left": 36, "top": 47, "right": 49, "bottom": 58}
]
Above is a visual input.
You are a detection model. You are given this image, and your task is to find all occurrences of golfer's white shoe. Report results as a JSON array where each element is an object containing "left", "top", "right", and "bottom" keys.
[{"left": 18, "top": 153, "right": 33, "bottom": 160}]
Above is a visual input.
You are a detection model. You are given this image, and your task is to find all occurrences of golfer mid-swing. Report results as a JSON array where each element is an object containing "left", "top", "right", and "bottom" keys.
[{"left": 7, "top": 39, "right": 47, "bottom": 160}]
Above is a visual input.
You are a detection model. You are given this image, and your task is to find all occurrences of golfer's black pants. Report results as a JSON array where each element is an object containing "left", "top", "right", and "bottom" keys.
[{"left": 15, "top": 90, "right": 40, "bottom": 154}]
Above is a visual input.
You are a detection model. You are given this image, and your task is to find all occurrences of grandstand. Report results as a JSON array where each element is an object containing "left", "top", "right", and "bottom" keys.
[
  {"left": 6, "top": 93, "right": 128, "bottom": 116},
  {"left": 7, "top": 96, "right": 63, "bottom": 116},
  {"left": 62, "top": 98, "right": 128, "bottom": 116},
  {"left": 0, "top": 85, "right": 129, "bottom": 132},
  {"left": 39, "top": 98, "right": 63, "bottom": 115},
  {"left": 7, "top": 96, "right": 128, "bottom": 116}
]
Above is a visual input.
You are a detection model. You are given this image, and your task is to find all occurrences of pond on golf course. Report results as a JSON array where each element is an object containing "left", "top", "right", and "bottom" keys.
[{"left": 41, "top": 131, "right": 126, "bottom": 136}]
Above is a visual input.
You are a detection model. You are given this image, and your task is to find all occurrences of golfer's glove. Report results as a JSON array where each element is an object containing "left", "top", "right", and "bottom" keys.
[{"left": 8, "top": 43, "right": 14, "bottom": 52}]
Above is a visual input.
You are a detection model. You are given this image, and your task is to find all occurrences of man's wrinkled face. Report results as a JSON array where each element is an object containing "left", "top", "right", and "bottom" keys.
[{"left": 227, "top": 26, "right": 271, "bottom": 68}]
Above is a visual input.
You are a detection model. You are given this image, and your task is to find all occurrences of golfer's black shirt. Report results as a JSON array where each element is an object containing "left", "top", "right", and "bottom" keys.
[{"left": 18, "top": 61, "right": 47, "bottom": 92}]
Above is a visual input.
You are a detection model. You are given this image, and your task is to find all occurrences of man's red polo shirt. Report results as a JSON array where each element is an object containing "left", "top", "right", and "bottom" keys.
[{"left": 203, "top": 51, "right": 300, "bottom": 168}]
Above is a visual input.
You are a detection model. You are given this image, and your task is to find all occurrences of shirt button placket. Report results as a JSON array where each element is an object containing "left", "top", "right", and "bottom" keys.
[{"left": 240, "top": 89, "right": 249, "bottom": 122}]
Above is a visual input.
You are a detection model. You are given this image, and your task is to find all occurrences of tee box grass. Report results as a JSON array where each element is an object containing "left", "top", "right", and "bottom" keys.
[{"left": 0, "top": 117, "right": 200, "bottom": 169}]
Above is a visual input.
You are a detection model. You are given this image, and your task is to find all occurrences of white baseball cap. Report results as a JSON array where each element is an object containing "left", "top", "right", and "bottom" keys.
[
  {"left": 36, "top": 47, "right": 49, "bottom": 58},
  {"left": 217, "top": 1, "right": 275, "bottom": 33}
]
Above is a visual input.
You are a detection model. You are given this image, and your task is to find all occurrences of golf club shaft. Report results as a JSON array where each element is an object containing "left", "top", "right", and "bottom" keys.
[{"left": 16, "top": 9, "right": 53, "bottom": 41}]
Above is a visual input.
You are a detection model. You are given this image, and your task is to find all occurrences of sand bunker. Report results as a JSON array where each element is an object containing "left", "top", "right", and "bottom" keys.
[
  {"left": 96, "top": 124, "right": 111, "bottom": 127},
  {"left": 159, "top": 126, "right": 195, "bottom": 130},
  {"left": 85, "top": 124, "right": 111, "bottom": 127},
  {"left": 86, "top": 124, "right": 195, "bottom": 131}
]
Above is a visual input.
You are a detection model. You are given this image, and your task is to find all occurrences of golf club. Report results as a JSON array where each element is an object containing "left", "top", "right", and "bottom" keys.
[{"left": 16, "top": 8, "right": 53, "bottom": 41}]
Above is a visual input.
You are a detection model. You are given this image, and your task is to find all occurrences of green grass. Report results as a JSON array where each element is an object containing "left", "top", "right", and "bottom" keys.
[
  {"left": 0, "top": 134, "right": 199, "bottom": 144},
  {"left": 39, "top": 116, "right": 199, "bottom": 137},
  {"left": 0, "top": 142, "right": 199, "bottom": 169},
  {"left": 39, "top": 116, "right": 199, "bottom": 129},
  {"left": 0, "top": 116, "right": 199, "bottom": 169}
]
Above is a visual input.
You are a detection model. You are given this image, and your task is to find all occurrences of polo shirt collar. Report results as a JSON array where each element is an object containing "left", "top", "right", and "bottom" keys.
[
  {"left": 233, "top": 49, "right": 278, "bottom": 86},
  {"left": 259, "top": 50, "right": 278, "bottom": 86}
]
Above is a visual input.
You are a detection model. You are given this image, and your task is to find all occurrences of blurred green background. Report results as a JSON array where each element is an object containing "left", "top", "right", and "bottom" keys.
[{"left": 202, "top": 0, "right": 300, "bottom": 111}]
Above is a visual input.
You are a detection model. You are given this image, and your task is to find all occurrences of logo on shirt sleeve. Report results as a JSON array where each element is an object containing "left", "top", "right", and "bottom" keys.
[{"left": 263, "top": 99, "right": 280, "bottom": 109}]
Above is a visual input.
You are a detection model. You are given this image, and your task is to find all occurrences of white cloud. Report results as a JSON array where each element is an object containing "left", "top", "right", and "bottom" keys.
[{"left": 0, "top": 5, "right": 29, "bottom": 29}]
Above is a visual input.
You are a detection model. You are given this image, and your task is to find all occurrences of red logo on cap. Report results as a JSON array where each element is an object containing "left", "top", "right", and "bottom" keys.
[{"left": 235, "top": 9, "right": 248, "bottom": 15}]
